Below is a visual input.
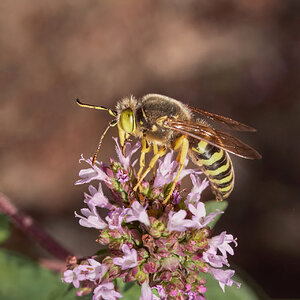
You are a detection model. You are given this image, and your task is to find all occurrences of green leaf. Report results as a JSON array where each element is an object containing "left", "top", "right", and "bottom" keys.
[
  {"left": 203, "top": 272, "right": 260, "bottom": 300},
  {"left": 0, "top": 249, "right": 84, "bottom": 300},
  {"left": 95, "top": 248, "right": 109, "bottom": 257},
  {"left": 117, "top": 279, "right": 140, "bottom": 300},
  {"left": 0, "top": 214, "right": 11, "bottom": 244},
  {"left": 205, "top": 200, "right": 228, "bottom": 229}
]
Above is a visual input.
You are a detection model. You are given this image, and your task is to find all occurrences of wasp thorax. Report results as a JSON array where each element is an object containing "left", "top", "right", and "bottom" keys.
[{"left": 120, "top": 108, "right": 136, "bottom": 133}]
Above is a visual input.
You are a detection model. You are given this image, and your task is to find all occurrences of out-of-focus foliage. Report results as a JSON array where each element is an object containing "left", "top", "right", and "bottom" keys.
[
  {"left": 0, "top": 250, "right": 85, "bottom": 300},
  {"left": 205, "top": 200, "right": 228, "bottom": 229},
  {"left": 203, "top": 273, "right": 261, "bottom": 300},
  {"left": 0, "top": 215, "right": 10, "bottom": 244}
]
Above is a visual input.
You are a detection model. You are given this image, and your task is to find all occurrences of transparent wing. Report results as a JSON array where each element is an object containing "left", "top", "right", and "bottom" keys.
[
  {"left": 164, "top": 119, "right": 261, "bottom": 159},
  {"left": 188, "top": 105, "right": 257, "bottom": 132}
]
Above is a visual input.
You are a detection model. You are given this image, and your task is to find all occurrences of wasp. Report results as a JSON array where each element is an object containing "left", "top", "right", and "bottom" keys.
[{"left": 76, "top": 94, "right": 261, "bottom": 203}]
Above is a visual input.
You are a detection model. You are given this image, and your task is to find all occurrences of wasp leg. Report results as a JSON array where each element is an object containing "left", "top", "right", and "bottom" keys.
[
  {"left": 137, "top": 136, "right": 151, "bottom": 180},
  {"left": 152, "top": 143, "right": 159, "bottom": 177},
  {"left": 134, "top": 146, "right": 167, "bottom": 192},
  {"left": 162, "top": 136, "right": 189, "bottom": 204}
]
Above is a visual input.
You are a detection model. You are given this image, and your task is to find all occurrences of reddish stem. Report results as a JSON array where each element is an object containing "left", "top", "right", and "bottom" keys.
[{"left": 0, "top": 193, "right": 73, "bottom": 261}]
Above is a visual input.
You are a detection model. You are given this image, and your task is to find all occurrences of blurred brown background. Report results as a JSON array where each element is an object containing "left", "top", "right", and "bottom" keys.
[{"left": 1, "top": 0, "right": 299, "bottom": 298}]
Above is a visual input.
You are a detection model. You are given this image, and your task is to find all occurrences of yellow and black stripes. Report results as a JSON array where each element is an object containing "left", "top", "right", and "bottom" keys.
[{"left": 189, "top": 140, "right": 235, "bottom": 200}]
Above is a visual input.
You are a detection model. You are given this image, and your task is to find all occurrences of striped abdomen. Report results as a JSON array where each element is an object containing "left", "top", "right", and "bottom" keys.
[{"left": 189, "top": 139, "right": 234, "bottom": 200}]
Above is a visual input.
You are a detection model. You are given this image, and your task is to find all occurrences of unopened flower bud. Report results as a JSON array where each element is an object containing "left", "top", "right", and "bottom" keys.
[
  {"left": 149, "top": 219, "right": 165, "bottom": 238},
  {"left": 108, "top": 240, "right": 122, "bottom": 250},
  {"left": 97, "top": 230, "right": 110, "bottom": 245},
  {"left": 172, "top": 277, "right": 185, "bottom": 291},
  {"left": 185, "top": 239, "right": 199, "bottom": 253},
  {"left": 160, "top": 270, "right": 172, "bottom": 282},
  {"left": 101, "top": 256, "right": 114, "bottom": 268},
  {"left": 109, "top": 266, "right": 121, "bottom": 279},
  {"left": 162, "top": 256, "right": 179, "bottom": 272},
  {"left": 201, "top": 227, "right": 211, "bottom": 238},
  {"left": 125, "top": 266, "right": 139, "bottom": 282},
  {"left": 76, "top": 287, "right": 93, "bottom": 296},
  {"left": 140, "top": 181, "right": 150, "bottom": 194},
  {"left": 129, "top": 229, "right": 142, "bottom": 246},
  {"left": 142, "top": 234, "right": 155, "bottom": 252},
  {"left": 165, "top": 283, "right": 177, "bottom": 295},
  {"left": 142, "top": 258, "right": 158, "bottom": 274},
  {"left": 185, "top": 261, "right": 197, "bottom": 272},
  {"left": 136, "top": 247, "right": 149, "bottom": 260},
  {"left": 109, "top": 229, "right": 122, "bottom": 239},
  {"left": 152, "top": 190, "right": 161, "bottom": 199},
  {"left": 135, "top": 267, "right": 148, "bottom": 284},
  {"left": 106, "top": 167, "right": 115, "bottom": 178},
  {"left": 186, "top": 274, "right": 196, "bottom": 284},
  {"left": 194, "top": 261, "right": 209, "bottom": 273}
]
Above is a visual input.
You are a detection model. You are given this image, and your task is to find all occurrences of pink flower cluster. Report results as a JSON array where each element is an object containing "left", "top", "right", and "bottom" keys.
[{"left": 62, "top": 138, "right": 240, "bottom": 299}]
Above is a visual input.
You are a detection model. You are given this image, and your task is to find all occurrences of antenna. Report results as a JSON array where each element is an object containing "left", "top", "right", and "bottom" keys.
[
  {"left": 92, "top": 119, "right": 118, "bottom": 165},
  {"left": 76, "top": 99, "right": 117, "bottom": 117}
]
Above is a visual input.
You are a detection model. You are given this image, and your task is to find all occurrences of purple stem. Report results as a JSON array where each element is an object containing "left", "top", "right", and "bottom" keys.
[{"left": 0, "top": 192, "right": 73, "bottom": 261}]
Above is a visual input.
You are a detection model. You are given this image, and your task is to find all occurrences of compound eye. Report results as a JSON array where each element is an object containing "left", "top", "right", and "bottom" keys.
[{"left": 120, "top": 109, "right": 135, "bottom": 133}]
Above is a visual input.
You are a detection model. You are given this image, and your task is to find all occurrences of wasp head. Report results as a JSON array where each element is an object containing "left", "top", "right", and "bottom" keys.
[{"left": 116, "top": 96, "right": 139, "bottom": 147}]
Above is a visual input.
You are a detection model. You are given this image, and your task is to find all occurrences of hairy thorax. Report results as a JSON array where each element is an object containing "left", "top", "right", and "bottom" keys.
[{"left": 135, "top": 94, "right": 192, "bottom": 147}]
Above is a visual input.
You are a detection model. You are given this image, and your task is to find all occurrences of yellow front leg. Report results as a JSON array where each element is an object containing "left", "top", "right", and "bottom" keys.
[
  {"left": 152, "top": 143, "right": 159, "bottom": 177},
  {"left": 163, "top": 136, "right": 189, "bottom": 204},
  {"left": 137, "top": 136, "right": 151, "bottom": 180},
  {"left": 134, "top": 146, "right": 167, "bottom": 192}
]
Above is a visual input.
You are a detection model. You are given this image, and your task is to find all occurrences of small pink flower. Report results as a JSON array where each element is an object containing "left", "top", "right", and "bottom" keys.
[
  {"left": 153, "top": 152, "right": 178, "bottom": 188},
  {"left": 209, "top": 231, "right": 237, "bottom": 258},
  {"left": 154, "top": 153, "right": 200, "bottom": 188},
  {"left": 113, "top": 244, "right": 138, "bottom": 270},
  {"left": 75, "top": 204, "right": 107, "bottom": 230},
  {"left": 209, "top": 268, "right": 241, "bottom": 292},
  {"left": 106, "top": 207, "right": 129, "bottom": 231},
  {"left": 202, "top": 248, "right": 229, "bottom": 268},
  {"left": 167, "top": 210, "right": 194, "bottom": 232},
  {"left": 188, "top": 202, "right": 222, "bottom": 229},
  {"left": 75, "top": 155, "right": 109, "bottom": 185},
  {"left": 62, "top": 268, "right": 81, "bottom": 288},
  {"left": 116, "top": 169, "right": 129, "bottom": 184},
  {"left": 84, "top": 183, "right": 113, "bottom": 209},
  {"left": 126, "top": 201, "right": 150, "bottom": 226},
  {"left": 78, "top": 259, "right": 108, "bottom": 281},
  {"left": 186, "top": 174, "right": 209, "bottom": 204},
  {"left": 113, "top": 137, "right": 141, "bottom": 170},
  {"left": 154, "top": 285, "right": 166, "bottom": 298},
  {"left": 93, "top": 282, "right": 122, "bottom": 300}
]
